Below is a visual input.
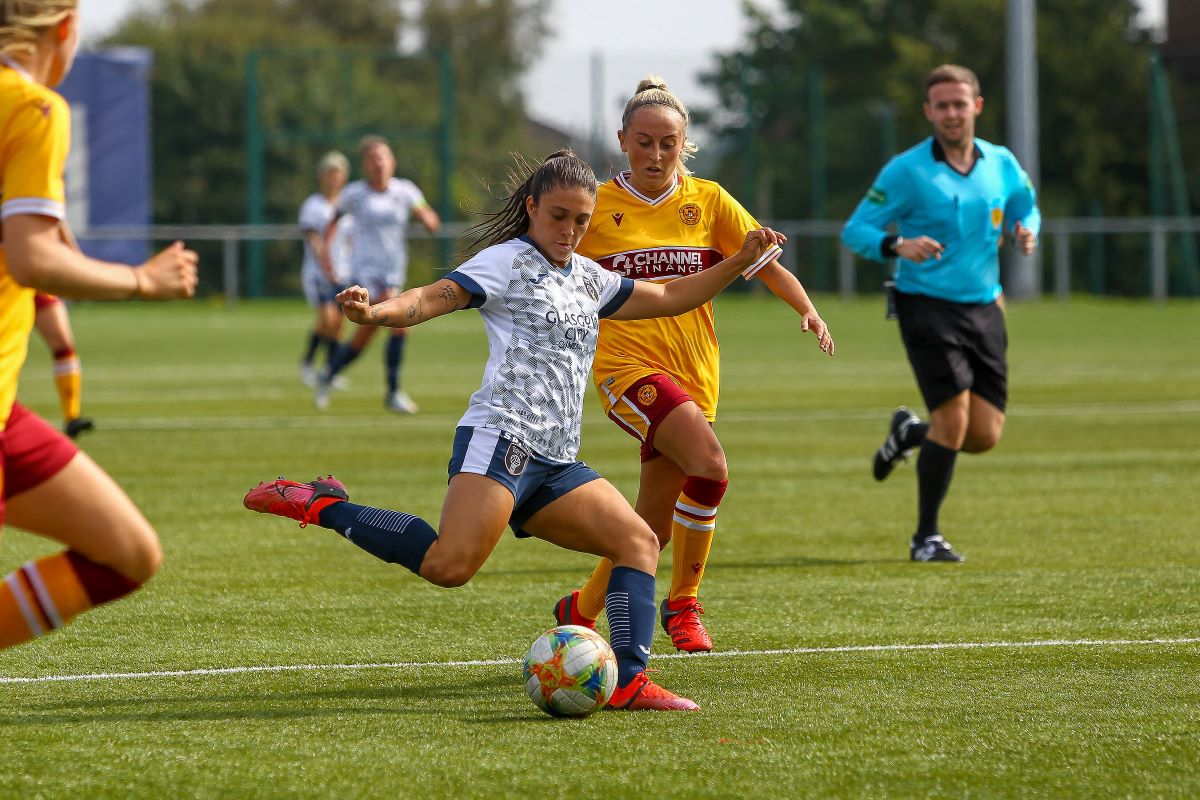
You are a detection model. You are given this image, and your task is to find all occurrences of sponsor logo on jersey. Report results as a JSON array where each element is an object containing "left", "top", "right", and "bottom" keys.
[
  {"left": 612, "top": 212, "right": 624, "bottom": 227},
  {"left": 991, "top": 207, "right": 1004, "bottom": 228},
  {"left": 598, "top": 247, "right": 723, "bottom": 279},
  {"left": 678, "top": 203, "right": 702, "bottom": 225},
  {"left": 866, "top": 186, "right": 887, "bottom": 204},
  {"left": 503, "top": 442, "right": 530, "bottom": 476},
  {"left": 637, "top": 384, "right": 658, "bottom": 406}
]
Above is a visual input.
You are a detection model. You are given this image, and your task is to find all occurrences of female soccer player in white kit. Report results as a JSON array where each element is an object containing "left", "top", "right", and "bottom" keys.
[{"left": 245, "top": 150, "right": 784, "bottom": 710}]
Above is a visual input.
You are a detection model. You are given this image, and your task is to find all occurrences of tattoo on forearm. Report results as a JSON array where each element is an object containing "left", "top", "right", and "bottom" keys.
[
  {"left": 369, "top": 306, "right": 389, "bottom": 325},
  {"left": 406, "top": 303, "right": 418, "bottom": 321},
  {"left": 439, "top": 285, "right": 458, "bottom": 307}
]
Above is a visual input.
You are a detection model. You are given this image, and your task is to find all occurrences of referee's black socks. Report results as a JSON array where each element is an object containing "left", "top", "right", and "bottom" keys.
[{"left": 915, "top": 439, "right": 958, "bottom": 540}]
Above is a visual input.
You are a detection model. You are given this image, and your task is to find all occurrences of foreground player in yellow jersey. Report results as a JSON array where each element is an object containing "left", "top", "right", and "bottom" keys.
[
  {"left": 0, "top": 0, "right": 196, "bottom": 652},
  {"left": 554, "top": 76, "right": 835, "bottom": 652}
]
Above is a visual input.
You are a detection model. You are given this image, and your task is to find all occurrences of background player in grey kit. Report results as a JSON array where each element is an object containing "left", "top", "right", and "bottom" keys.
[
  {"left": 298, "top": 150, "right": 351, "bottom": 388},
  {"left": 316, "top": 135, "right": 441, "bottom": 414},
  {"left": 841, "top": 64, "right": 1041, "bottom": 562}
]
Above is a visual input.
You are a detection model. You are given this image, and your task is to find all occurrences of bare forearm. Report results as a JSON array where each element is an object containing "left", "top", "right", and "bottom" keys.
[
  {"left": 759, "top": 261, "right": 816, "bottom": 315},
  {"left": 10, "top": 239, "right": 141, "bottom": 300},
  {"left": 357, "top": 281, "right": 462, "bottom": 328},
  {"left": 362, "top": 288, "right": 428, "bottom": 328}
]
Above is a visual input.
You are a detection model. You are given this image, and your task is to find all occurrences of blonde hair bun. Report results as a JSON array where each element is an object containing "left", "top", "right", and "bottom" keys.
[{"left": 635, "top": 75, "right": 668, "bottom": 94}]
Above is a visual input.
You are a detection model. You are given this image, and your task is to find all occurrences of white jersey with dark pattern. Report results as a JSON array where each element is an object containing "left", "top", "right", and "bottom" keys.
[
  {"left": 298, "top": 192, "right": 352, "bottom": 284},
  {"left": 446, "top": 237, "right": 634, "bottom": 463},
  {"left": 335, "top": 177, "right": 427, "bottom": 284}
]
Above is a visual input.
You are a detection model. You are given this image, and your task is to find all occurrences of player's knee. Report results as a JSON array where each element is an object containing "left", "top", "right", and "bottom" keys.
[
  {"left": 420, "top": 557, "right": 478, "bottom": 589},
  {"left": 611, "top": 526, "right": 659, "bottom": 572},
  {"left": 685, "top": 446, "right": 727, "bottom": 481},
  {"left": 97, "top": 523, "right": 161, "bottom": 585},
  {"left": 963, "top": 427, "right": 1002, "bottom": 454}
]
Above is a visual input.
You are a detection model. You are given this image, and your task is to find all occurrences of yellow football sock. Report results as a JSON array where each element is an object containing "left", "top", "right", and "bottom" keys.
[
  {"left": 0, "top": 551, "right": 139, "bottom": 651},
  {"left": 668, "top": 477, "right": 727, "bottom": 600},
  {"left": 53, "top": 350, "right": 82, "bottom": 422},
  {"left": 575, "top": 559, "right": 612, "bottom": 621},
  {"left": 0, "top": 552, "right": 91, "bottom": 650}
]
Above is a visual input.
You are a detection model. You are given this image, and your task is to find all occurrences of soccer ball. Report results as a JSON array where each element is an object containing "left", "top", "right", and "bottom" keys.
[{"left": 523, "top": 624, "right": 618, "bottom": 718}]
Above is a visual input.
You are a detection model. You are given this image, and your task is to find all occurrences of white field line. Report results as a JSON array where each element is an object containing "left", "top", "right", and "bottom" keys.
[
  {"left": 1, "top": 636, "right": 1196, "bottom": 686},
  {"left": 66, "top": 399, "right": 1200, "bottom": 433}
]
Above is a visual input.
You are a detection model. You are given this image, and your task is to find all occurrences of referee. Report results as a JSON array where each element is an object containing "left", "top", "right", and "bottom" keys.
[{"left": 841, "top": 64, "right": 1041, "bottom": 562}]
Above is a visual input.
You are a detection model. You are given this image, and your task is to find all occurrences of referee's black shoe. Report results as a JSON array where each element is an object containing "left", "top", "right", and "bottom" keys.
[
  {"left": 910, "top": 534, "right": 965, "bottom": 562},
  {"left": 873, "top": 406, "right": 921, "bottom": 481}
]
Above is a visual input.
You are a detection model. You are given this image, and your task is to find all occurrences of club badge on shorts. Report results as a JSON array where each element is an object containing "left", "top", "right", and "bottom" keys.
[
  {"left": 637, "top": 384, "right": 658, "bottom": 406},
  {"left": 504, "top": 442, "right": 530, "bottom": 476}
]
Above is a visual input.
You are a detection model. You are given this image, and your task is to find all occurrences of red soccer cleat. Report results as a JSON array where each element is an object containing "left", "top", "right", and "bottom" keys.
[
  {"left": 660, "top": 596, "right": 713, "bottom": 653},
  {"left": 243, "top": 475, "right": 348, "bottom": 527},
  {"left": 552, "top": 590, "right": 597, "bottom": 631},
  {"left": 606, "top": 672, "right": 699, "bottom": 711}
]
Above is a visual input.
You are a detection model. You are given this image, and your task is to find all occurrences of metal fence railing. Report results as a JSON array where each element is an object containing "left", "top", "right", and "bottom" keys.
[{"left": 79, "top": 217, "right": 1199, "bottom": 307}]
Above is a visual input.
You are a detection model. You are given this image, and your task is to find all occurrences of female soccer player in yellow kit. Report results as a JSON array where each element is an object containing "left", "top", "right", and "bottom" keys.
[
  {"left": 554, "top": 76, "right": 835, "bottom": 652},
  {"left": 0, "top": 0, "right": 196, "bottom": 652}
]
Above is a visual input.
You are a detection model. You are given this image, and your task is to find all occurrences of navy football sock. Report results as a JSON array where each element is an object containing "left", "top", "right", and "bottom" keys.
[
  {"left": 317, "top": 502, "right": 437, "bottom": 575},
  {"left": 325, "top": 343, "right": 363, "bottom": 379},
  {"left": 321, "top": 335, "right": 340, "bottom": 368},
  {"left": 301, "top": 331, "right": 321, "bottom": 365},
  {"left": 385, "top": 335, "right": 406, "bottom": 395},
  {"left": 916, "top": 439, "right": 958, "bottom": 539},
  {"left": 605, "top": 566, "right": 656, "bottom": 687}
]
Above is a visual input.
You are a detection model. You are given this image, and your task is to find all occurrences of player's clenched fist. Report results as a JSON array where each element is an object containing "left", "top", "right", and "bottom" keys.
[
  {"left": 336, "top": 285, "right": 373, "bottom": 324},
  {"left": 737, "top": 226, "right": 787, "bottom": 263},
  {"left": 137, "top": 241, "right": 199, "bottom": 299}
]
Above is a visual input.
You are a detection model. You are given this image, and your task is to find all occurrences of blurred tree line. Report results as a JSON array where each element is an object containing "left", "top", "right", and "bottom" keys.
[
  {"left": 103, "top": 0, "right": 1194, "bottom": 296},
  {"left": 105, "top": 0, "right": 548, "bottom": 294},
  {"left": 700, "top": 0, "right": 1198, "bottom": 295}
]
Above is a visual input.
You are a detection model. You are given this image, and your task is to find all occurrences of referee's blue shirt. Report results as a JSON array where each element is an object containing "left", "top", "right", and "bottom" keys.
[{"left": 841, "top": 136, "right": 1041, "bottom": 304}]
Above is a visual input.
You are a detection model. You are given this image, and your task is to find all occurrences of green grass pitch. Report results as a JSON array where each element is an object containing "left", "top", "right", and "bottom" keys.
[{"left": 1, "top": 294, "right": 1196, "bottom": 798}]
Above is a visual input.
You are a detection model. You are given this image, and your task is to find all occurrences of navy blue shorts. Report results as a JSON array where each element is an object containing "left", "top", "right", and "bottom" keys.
[{"left": 447, "top": 426, "right": 601, "bottom": 537}]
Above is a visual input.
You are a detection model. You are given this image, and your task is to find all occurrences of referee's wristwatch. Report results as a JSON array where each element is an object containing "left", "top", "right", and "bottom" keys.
[{"left": 884, "top": 235, "right": 904, "bottom": 258}]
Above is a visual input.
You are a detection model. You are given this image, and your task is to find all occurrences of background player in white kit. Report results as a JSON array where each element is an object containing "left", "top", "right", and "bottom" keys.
[
  {"left": 316, "top": 135, "right": 440, "bottom": 413},
  {"left": 298, "top": 151, "right": 353, "bottom": 388}
]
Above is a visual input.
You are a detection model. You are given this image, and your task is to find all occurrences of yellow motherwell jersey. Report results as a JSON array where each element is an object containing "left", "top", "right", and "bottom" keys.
[
  {"left": 579, "top": 172, "right": 767, "bottom": 420},
  {"left": 0, "top": 60, "right": 69, "bottom": 430}
]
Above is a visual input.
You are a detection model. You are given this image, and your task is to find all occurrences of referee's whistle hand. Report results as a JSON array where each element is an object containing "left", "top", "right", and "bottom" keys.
[
  {"left": 1014, "top": 222, "right": 1037, "bottom": 256},
  {"left": 897, "top": 236, "right": 944, "bottom": 263}
]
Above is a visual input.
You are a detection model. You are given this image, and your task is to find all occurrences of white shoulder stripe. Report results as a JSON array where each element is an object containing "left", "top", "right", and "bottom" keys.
[{"left": 1, "top": 198, "right": 65, "bottom": 220}]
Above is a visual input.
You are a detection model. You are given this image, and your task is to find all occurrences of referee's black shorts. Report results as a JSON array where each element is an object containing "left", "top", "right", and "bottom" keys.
[{"left": 895, "top": 290, "right": 1008, "bottom": 413}]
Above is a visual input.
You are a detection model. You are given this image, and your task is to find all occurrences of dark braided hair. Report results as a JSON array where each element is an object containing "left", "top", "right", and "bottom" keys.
[{"left": 466, "top": 149, "right": 598, "bottom": 252}]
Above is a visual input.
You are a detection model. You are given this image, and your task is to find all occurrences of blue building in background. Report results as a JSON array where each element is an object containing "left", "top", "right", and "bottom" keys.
[{"left": 58, "top": 48, "right": 152, "bottom": 265}]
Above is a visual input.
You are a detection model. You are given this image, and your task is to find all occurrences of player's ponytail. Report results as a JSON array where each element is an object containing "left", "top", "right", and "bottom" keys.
[
  {"left": 467, "top": 149, "right": 598, "bottom": 251},
  {"left": 0, "top": 0, "right": 76, "bottom": 62},
  {"left": 620, "top": 73, "right": 699, "bottom": 176}
]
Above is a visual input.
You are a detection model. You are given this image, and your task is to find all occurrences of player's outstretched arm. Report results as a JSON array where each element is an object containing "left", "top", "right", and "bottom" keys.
[
  {"left": 4, "top": 214, "right": 197, "bottom": 300},
  {"left": 757, "top": 261, "right": 835, "bottom": 356},
  {"left": 610, "top": 227, "right": 785, "bottom": 321},
  {"left": 338, "top": 278, "right": 469, "bottom": 328}
]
